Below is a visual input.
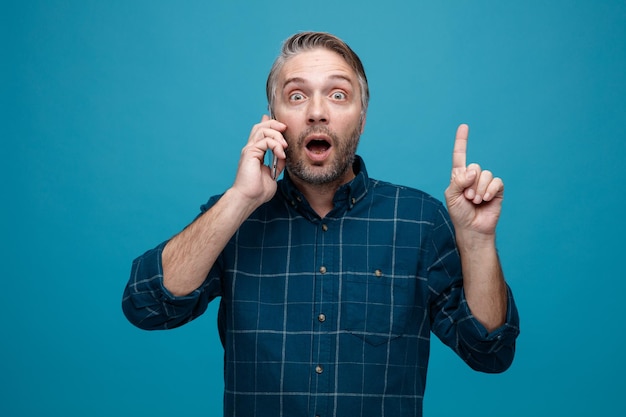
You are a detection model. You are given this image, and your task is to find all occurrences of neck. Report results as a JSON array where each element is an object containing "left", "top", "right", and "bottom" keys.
[{"left": 289, "top": 170, "right": 356, "bottom": 218}]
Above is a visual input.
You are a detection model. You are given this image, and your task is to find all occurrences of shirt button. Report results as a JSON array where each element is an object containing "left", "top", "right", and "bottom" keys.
[
  {"left": 321, "top": 224, "right": 328, "bottom": 232},
  {"left": 319, "top": 266, "right": 327, "bottom": 274},
  {"left": 318, "top": 313, "right": 326, "bottom": 322},
  {"left": 374, "top": 269, "right": 383, "bottom": 278},
  {"left": 315, "top": 365, "right": 323, "bottom": 374}
]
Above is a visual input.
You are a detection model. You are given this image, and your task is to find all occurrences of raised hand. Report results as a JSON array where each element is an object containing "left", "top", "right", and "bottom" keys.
[
  {"left": 444, "top": 124, "right": 504, "bottom": 237},
  {"left": 231, "top": 115, "right": 288, "bottom": 204},
  {"left": 161, "top": 115, "right": 287, "bottom": 297}
]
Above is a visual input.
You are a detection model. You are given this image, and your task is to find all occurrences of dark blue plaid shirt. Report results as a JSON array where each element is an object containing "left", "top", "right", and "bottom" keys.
[{"left": 123, "top": 156, "right": 519, "bottom": 417}]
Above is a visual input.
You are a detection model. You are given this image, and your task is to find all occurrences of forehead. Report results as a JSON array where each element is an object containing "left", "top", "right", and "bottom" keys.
[{"left": 278, "top": 48, "right": 357, "bottom": 85}]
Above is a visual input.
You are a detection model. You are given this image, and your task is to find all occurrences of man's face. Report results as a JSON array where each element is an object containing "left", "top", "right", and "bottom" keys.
[{"left": 273, "top": 48, "right": 365, "bottom": 186}]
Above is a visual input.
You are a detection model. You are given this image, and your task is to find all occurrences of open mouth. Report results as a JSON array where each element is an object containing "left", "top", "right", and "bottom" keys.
[
  {"left": 301, "top": 130, "right": 334, "bottom": 163},
  {"left": 306, "top": 139, "right": 331, "bottom": 154}
]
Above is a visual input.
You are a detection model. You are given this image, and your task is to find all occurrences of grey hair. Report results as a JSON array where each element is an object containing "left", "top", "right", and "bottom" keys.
[{"left": 266, "top": 32, "right": 369, "bottom": 118}]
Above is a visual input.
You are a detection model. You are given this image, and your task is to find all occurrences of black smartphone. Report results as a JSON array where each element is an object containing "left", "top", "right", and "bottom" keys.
[{"left": 268, "top": 110, "right": 278, "bottom": 180}]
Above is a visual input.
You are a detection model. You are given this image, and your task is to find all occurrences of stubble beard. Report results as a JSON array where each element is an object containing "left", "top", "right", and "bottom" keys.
[{"left": 285, "top": 124, "right": 362, "bottom": 186}]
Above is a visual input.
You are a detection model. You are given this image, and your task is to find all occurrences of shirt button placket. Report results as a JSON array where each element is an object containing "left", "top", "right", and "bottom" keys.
[{"left": 314, "top": 219, "right": 332, "bottom": 416}]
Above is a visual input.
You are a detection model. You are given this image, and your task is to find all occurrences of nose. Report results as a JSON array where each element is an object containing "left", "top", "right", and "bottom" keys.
[{"left": 307, "top": 95, "right": 328, "bottom": 125}]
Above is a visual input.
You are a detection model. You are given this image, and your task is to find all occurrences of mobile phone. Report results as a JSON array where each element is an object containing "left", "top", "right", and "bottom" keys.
[
  {"left": 269, "top": 150, "right": 278, "bottom": 180},
  {"left": 268, "top": 110, "right": 278, "bottom": 180}
]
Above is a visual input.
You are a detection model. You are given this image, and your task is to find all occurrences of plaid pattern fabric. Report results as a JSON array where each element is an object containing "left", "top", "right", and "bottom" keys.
[{"left": 123, "top": 156, "right": 519, "bottom": 417}]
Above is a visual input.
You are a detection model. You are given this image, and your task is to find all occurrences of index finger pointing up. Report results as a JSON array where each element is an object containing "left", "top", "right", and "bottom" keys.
[{"left": 452, "top": 123, "right": 469, "bottom": 169}]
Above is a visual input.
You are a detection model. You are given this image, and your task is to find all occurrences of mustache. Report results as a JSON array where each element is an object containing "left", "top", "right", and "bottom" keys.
[{"left": 296, "top": 126, "right": 338, "bottom": 143}]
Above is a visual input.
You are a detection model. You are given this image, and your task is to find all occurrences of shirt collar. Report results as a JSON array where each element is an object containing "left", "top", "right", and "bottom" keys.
[{"left": 278, "top": 155, "right": 370, "bottom": 219}]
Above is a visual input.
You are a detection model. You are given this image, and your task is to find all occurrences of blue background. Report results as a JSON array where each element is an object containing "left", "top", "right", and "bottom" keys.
[{"left": 3, "top": 1, "right": 625, "bottom": 416}]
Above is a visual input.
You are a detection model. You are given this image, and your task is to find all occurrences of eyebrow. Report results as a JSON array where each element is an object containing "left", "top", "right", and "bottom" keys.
[{"left": 282, "top": 74, "right": 355, "bottom": 90}]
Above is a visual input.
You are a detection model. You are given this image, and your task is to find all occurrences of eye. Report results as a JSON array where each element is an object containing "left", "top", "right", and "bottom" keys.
[
  {"left": 289, "top": 92, "right": 305, "bottom": 101},
  {"left": 331, "top": 91, "right": 347, "bottom": 100}
]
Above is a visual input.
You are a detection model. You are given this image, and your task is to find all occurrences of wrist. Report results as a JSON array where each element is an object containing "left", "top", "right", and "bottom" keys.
[
  {"left": 455, "top": 229, "right": 497, "bottom": 252},
  {"left": 223, "top": 187, "right": 265, "bottom": 216}
]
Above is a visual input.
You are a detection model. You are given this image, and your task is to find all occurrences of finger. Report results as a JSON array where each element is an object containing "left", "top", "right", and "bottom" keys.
[
  {"left": 460, "top": 163, "right": 480, "bottom": 200},
  {"left": 264, "top": 113, "right": 287, "bottom": 132},
  {"left": 250, "top": 116, "right": 286, "bottom": 138},
  {"left": 446, "top": 167, "right": 474, "bottom": 202},
  {"left": 269, "top": 137, "right": 288, "bottom": 159},
  {"left": 483, "top": 177, "right": 504, "bottom": 201},
  {"left": 275, "top": 154, "right": 287, "bottom": 177},
  {"left": 249, "top": 124, "right": 288, "bottom": 150},
  {"left": 241, "top": 138, "right": 284, "bottom": 169},
  {"left": 250, "top": 136, "right": 287, "bottom": 159},
  {"left": 260, "top": 128, "right": 288, "bottom": 150},
  {"left": 454, "top": 163, "right": 479, "bottom": 186},
  {"left": 472, "top": 169, "right": 493, "bottom": 204},
  {"left": 452, "top": 124, "right": 469, "bottom": 170}
]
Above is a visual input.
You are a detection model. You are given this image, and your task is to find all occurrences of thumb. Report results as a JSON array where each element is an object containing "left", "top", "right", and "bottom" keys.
[{"left": 449, "top": 168, "right": 477, "bottom": 194}]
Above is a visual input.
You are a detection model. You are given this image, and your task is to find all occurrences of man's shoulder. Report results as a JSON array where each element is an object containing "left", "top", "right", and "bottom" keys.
[{"left": 368, "top": 177, "right": 444, "bottom": 207}]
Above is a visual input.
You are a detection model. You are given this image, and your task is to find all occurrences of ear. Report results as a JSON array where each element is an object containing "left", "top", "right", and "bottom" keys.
[{"left": 359, "top": 113, "right": 367, "bottom": 133}]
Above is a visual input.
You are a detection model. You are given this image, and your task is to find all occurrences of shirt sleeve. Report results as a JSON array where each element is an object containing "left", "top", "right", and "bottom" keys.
[
  {"left": 426, "top": 205, "right": 520, "bottom": 373},
  {"left": 121, "top": 196, "right": 224, "bottom": 330}
]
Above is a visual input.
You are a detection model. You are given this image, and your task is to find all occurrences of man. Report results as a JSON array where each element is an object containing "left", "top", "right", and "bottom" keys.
[{"left": 122, "top": 31, "right": 520, "bottom": 416}]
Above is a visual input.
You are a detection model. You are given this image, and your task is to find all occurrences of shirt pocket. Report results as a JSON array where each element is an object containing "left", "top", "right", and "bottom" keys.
[{"left": 341, "top": 267, "right": 415, "bottom": 346}]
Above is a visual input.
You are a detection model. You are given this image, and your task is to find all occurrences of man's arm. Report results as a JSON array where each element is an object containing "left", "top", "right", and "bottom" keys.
[
  {"left": 162, "top": 115, "right": 288, "bottom": 296},
  {"left": 444, "top": 124, "right": 507, "bottom": 332},
  {"left": 163, "top": 189, "right": 261, "bottom": 296},
  {"left": 453, "top": 230, "right": 507, "bottom": 332}
]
